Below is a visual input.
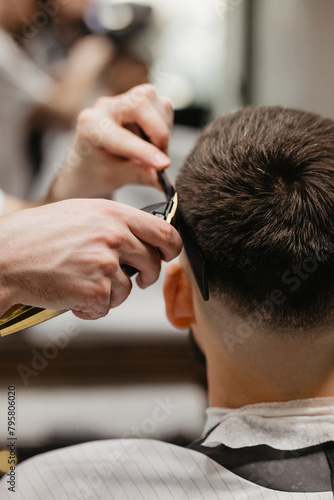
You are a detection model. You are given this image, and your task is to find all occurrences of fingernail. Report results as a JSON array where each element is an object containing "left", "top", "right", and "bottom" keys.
[{"left": 154, "top": 152, "right": 170, "bottom": 167}]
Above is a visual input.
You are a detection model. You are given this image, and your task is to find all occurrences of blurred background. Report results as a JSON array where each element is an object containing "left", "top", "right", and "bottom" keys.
[{"left": 1, "top": 0, "right": 334, "bottom": 474}]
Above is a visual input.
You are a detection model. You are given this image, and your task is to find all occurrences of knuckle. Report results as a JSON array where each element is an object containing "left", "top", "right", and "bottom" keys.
[
  {"left": 77, "top": 108, "right": 95, "bottom": 126},
  {"left": 83, "top": 242, "right": 120, "bottom": 276},
  {"left": 152, "top": 256, "right": 162, "bottom": 277},
  {"left": 147, "top": 262, "right": 161, "bottom": 286},
  {"left": 96, "top": 279, "right": 111, "bottom": 303},
  {"left": 130, "top": 83, "right": 155, "bottom": 99},
  {"left": 124, "top": 279, "right": 132, "bottom": 296},
  {"left": 161, "top": 98, "right": 174, "bottom": 126},
  {"left": 150, "top": 247, "right": 162, "bottom": 270},
  {"left": 97, "top": 199, "right": 114, "bottom": 214},
  {"left": 107, "top": 230, "right": 127, "bottom": 251},
  {"left": 94, "top": 249, "right": 120, "bottom": 275},
  {"left": 85, "top": 279, "right": 110, "bottom": 310},
  {"left": 110, "top": 279, "right": 132, "bottom": 308},
  {"left": 157, "top": 221, "right": 182, "bottom": 261},
  {"left": 138, "top": 269, "right": 160, "bottom": 289},
  {"left": 140, "top": 249, "right": 161, "bottom": 287},
  {"left": 106, "top": 257, "right": 119, "bottom": 275},
  {"left": 159, "top": 219, "right": 174, "bottom": 243},
  {"left": 140, "top": 83, "right": 156, "bottom": 99},
  {"left": 94, "top": 96, "right": 110, "bottom": 109},
  {"left": 136, "top": 95, "right": 152, "bottom": 111},
  {"left": 157, "top": 129, "right": 170, "bottom": 150},
  {"left": 85, "top": 127, "right": 103, "bottom": 146},
  {"left": 130, "top": 84, "right": 156, "bottom": 109},
  {"left": 162, "top": 97, "right": 174, "bottom": 114}
]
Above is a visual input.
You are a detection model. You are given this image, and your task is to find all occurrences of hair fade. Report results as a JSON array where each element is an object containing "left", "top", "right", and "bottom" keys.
[{"left": 176, "top": 106, "right": 334, "bottom": 329}]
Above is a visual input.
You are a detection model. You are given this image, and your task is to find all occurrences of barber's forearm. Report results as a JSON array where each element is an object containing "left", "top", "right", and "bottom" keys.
[{"left": 0, "top": 218, "right": 17, "bottom": 315}]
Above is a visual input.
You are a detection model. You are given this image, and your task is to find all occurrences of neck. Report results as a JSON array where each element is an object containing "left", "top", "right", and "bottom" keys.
[{"left": 199, "top": 315, "right": 334, "bottom": 408}]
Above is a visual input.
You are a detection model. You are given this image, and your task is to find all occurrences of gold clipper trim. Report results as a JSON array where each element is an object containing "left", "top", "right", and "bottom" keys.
[{"left": 0, "top": 305, "right": 66, "bottom": 337}]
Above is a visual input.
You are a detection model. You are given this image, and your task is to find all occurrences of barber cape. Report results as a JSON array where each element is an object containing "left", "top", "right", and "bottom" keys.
[{"left": 1, "top": 398, "right": 334, "bottom": 499}]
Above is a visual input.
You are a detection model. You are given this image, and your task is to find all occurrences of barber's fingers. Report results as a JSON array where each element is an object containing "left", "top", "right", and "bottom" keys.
[
  {"left": 72, "top": 240, "right": 164, "bottom": 318},
  {"left": 94, "top": 156, "right": 161, "bottom": 191},
  {"left": 100, "top": 84, "right": 173, "bottom": 143},
  {"left": 108, "top": 265, "right": 134, "bottom": 309},
  {"left": 122, "top": 84, "right": 174, "bottom": 128},
  {"left": 73, "top": 204, "right": 182, "bottom": 318},
  {"left": 118, "top": 86, "right": 174, "bottom": 152},
  {"left": 78, "top": 109, "right": 170, "bottom": 169},
  {"left": 102, "top": 204, "right": 181, "bottom": 282},
  {"left": 120, "top": 239, "right": 163, "bottom": 290},
  {"left": 88, "top": 84, "right": 173, "bottom": 167},
  {"left": 110, "top": 204, "right": 182, "bottom": 263},
  {"left": 124, "top": 103, "right": 171, "bottom": 153},
  {"left": 103, "top": 240, "right": 161, "bottom": 309},
  {"left": 159, "top": 97, "right": 174, "bottom": 130},
  {"left": 100, "top": 125, "right": 171, "bottom": 169},
  {"left": 72, "top": 267, "right": 133, "bottom": 319}
]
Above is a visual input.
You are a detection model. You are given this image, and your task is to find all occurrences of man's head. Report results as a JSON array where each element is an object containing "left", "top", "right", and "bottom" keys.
[{"left": 164, "top": 106, "right": 334, "bottom": 338}]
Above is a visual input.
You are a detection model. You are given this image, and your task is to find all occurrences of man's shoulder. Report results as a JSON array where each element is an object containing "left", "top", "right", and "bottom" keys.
[
  {"left": 0, "top": 438, "right": 332, "bottom": 499},
  {"left": 1, "top": 439, "right": 225, "bottom": 500}
]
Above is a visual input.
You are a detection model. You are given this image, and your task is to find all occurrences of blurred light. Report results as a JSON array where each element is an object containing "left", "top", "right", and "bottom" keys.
[
  {"left": 97, "top": 3, "right": 134, "bottom": 31},
  {"left": 153, "top": 73, "right": 195, "bottom": 110}
]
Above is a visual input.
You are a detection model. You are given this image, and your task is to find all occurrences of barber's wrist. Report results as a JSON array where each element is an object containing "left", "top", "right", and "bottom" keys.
[
  {"left": 0, "top": 223, "right": 18, "bottom": 315},
  {"left": 0, "top": 288, "right": 16, "bottom": 317}
]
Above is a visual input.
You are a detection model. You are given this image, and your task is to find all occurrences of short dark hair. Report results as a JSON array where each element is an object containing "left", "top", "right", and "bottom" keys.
[{"left": 176, "top": 106, "right": 334, "bottom": 329}]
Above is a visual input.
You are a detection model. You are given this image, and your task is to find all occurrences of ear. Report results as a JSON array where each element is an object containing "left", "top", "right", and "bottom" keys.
[{"left": 163, "top": 263, "right": 195, "bottom": 329}]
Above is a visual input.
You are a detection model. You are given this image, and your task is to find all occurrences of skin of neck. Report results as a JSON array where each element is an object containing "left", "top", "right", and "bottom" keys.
[
  {"left": 164, "top": 254, "right": 334, "bottom": 409},
  {"left": 195, "top": 299, "right": 334, "bottom": 408}
]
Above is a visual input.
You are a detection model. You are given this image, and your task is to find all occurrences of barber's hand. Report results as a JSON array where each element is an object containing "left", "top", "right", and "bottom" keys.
[
  {"left": 0, "top": 199, "right": 182, "bottom": 320},
  {"left": 47, "top": 84, "right": 174, "bottom": 203}
]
